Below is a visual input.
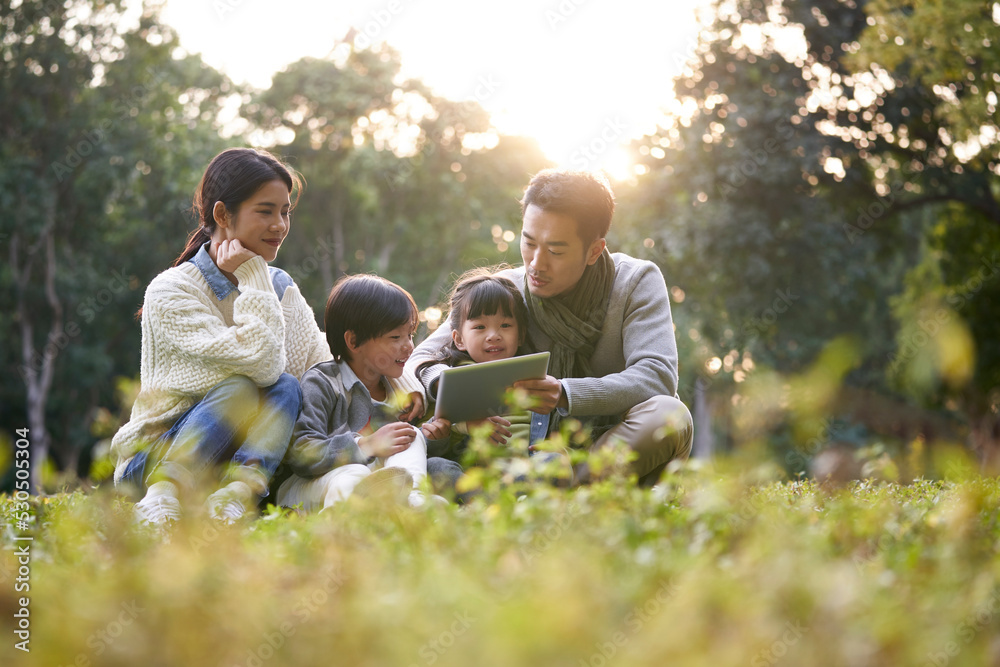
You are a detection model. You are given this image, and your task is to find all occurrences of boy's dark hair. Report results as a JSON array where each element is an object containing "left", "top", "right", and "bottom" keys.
[
  {"left": 325, "top": 274, "right": 418, "bottom": 361},
  {"left": 419, "top": 267, "right": 531, "bottom": 372},
  {"left": 519, "top": 169, "right": 615, "bottom": 244}
]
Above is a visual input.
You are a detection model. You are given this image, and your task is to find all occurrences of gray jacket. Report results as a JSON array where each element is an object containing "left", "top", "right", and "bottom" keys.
[{"left": 288, "top": 359, "right": 399, "bottom": 478}]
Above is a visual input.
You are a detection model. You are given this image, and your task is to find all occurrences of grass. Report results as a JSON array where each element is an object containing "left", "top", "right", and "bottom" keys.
[{"left": 2, "top": 449, "right": 1000, "bottom": 667}]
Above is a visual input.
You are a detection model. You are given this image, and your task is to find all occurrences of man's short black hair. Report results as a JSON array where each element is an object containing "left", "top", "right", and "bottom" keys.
[
  {"left": 519, "top": 169, "right": 615, "bottom": 243},
  {"left": 325, "top": 274, "right": 418, "bottom": 361}
]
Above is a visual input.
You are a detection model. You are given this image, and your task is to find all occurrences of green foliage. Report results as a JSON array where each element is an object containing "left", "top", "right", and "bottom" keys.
[
  {"left": 615, "top": 0, "right": 1000, "bottom": 463},
  {"left": 1, "top": 0, "right": 997, "bottom": 480},
  {"left": 0, "top": 6, "right": 548, "bottom": 478},
  {"left": 852, "top": 0, "right": 1000, "bottom": 151},
  {"left": 0, "top": 0, "right": 229, "bottom": 476},
  {"left": 247, "top": 46, "right": 549, "bottom": 321},
  {"left": 3, "top": 467, "right": 1000, "bottom": 666}
]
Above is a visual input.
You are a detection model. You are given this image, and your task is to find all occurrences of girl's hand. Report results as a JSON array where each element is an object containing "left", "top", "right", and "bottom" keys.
[
  {"left": 398, "top": 392, "right": 425, "bottom": 423},
  {"left": 214, "top": 239, "right": 258, "bottom": 274},
  {"left": 469, "top": 416, "right": 512, "bottom": 445},
  {"left": 359, "top": 422, "right": 417, "bottom": 459},
  {"left": 420, "top": 417, "right": 451, "bottom": 441}
]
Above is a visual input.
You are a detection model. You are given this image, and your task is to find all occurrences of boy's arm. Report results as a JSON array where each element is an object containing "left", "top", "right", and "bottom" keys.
[{"left": 287, "top": 369, "right": 371, "bottom": 478}]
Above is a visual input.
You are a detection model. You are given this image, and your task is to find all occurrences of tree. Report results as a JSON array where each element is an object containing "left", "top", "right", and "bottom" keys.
[
  {"left": 247, "top": 45, "right": 548, "bottom": 326},
  {"left": 0, "top": 0, "right": 230, "bottom": 488},
  {"left": 615, "top": 0, "right": 997, "bottom": 464}
]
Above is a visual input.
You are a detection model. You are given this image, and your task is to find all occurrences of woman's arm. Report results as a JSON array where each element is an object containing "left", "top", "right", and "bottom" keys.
[{"left": 147, "top": 256, "right": 286, "bottom": 387}]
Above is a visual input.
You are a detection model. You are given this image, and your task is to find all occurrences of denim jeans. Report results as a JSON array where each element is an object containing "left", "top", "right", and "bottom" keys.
[{"left": 121, "top": 374, "right": 302, "bottom": 496}]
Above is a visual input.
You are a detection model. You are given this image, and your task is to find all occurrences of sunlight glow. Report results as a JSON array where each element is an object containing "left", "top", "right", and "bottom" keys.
[{"left": 156, "top": 0, "right": 707, "bottom": 178}]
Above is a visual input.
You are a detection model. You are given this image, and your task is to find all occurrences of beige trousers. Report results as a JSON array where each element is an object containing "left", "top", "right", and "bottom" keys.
[{"left": 593, "top": 395, "right": 693, "bottom": 485}]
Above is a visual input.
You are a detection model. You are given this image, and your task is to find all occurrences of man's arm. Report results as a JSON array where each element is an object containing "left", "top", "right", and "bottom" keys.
[{"left": 552, "top": 261, "right": 679, "bottom": 417}]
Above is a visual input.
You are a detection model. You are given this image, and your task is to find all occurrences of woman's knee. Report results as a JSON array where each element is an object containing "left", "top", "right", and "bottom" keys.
[
  {"left": 213, "top": 374, "right": 259, "bottom": 404},
  {"left": 266, "top": 373, "right": 303, "bottom": 413}
]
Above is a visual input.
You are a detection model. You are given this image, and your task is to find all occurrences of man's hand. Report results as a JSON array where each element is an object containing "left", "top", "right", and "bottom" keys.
[
  {"left": 468, "top": 416, "right": 513, "bottom": 445},
  {"left": 358, "top": 422, "right": 416, "bottom": 459},
  {"left": 512, "top": 375, "right": 567, "bottom": 414},
  {"left": 398, "top": 391, "right": 425, "bottom": 423},
  {"left": 420, "top": 416, "right": 451, "bottom": 441},
  {"left": 213, "top": 239, "right": 258, "bottom": 274}
]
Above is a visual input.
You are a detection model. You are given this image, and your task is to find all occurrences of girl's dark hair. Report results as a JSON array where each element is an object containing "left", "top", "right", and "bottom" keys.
[
  {"left": 325, "top": 274, "right": 418, "bottom": 362},
  {"left": 419, "top": 267, "right": 530, "bottom": 373},
  {"left": 174, "top": 147, "right": 302, "bottom": 267}
]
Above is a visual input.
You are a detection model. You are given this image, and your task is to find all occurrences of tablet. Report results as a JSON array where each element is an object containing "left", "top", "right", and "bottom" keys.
[{"left": 433, "top": 352, "right": 550, "bottom": 423}]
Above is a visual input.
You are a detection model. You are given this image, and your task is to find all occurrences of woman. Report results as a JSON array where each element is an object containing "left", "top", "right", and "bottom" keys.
[{"left": 112, "top": 148, "right": 422, "bottom": 523}]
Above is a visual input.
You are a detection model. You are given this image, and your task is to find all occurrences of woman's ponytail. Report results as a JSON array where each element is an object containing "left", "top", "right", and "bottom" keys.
[
  {"left": 134, "top": 148, "right": 301, "bottom": 320},
  {"left": 173, "top": 226, "right": 212, "bottom": 267}
]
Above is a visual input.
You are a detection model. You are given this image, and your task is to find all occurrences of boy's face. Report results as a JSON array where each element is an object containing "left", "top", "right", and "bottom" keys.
[
  {"left": 453, "top": 311, "right": 519, "bottom": 364},
  {"left": 520, "top": 204, "right": 606, "bottom": 299},
  {"left": 348, "top": 322, "right": 415, "bottom": 380}
]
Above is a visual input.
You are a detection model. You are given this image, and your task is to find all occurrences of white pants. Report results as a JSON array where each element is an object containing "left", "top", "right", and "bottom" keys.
[{"left": 276, "top": 431, "right": 428, "bottom": 511}]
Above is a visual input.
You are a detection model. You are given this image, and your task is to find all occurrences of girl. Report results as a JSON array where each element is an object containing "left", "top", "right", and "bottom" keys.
[
  {"left": 113, "top": 148, "right": 423, "bottom": 524},
  {"left": 277, "top": 274, "right": 451, "bottom": 510},
  {"left": 416, "top": 267, "right": 534, "bottom": 458}
]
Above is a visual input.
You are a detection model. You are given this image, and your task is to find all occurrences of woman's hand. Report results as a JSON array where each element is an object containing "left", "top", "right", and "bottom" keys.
[
  {"left": 214, "top": 239, "right": 258, "bottom": 274},
  {"left": 420, "top": 416, "right": 451, "bottom": 441},
  {"left": 358, "top": 422, "right": 417, "bottom": 459}
]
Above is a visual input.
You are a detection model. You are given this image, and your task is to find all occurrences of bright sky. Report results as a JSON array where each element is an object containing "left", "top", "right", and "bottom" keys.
[{"left": 157, "top": 0, "right": 706, "bottom": 178}]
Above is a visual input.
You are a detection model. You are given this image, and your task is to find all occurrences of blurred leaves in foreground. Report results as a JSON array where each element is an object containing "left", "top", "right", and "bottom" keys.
[{"left": 3, "top": 451, "right": 1000, "bottom": 666}]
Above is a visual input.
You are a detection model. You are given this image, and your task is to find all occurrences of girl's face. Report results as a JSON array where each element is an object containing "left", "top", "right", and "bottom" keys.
[
  {"left": 349, "top": 322, "right": 415, "bottom": 381},
  {"left": 453, "top": 310, "right": 520, "bottom": 364},
  {"left": 217, "top": 179, "right": 291, "bottom": 262}
]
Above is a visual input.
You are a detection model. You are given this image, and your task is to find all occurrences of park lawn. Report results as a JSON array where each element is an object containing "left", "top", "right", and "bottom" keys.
[{"left": 2, "top": 453, "right": 1000, "bottom": 667}]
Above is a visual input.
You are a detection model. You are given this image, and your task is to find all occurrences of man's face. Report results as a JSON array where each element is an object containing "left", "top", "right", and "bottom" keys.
[{"left": 520, "top": 204, "right": 606, "bottom": 299}]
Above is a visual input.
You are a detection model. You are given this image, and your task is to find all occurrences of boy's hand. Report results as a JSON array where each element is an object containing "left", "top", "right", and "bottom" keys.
[
  {"left": 359, "top": 422, "right": 417, "bottom": 459},
  {"left": 398, "top": 391, "right": 425, "bottom": 422},
  {"left": 469, "top": 416, "right": 512, "bottom": 445},
  {"left": 420, "top": 416, "right": 451, "bottom": 441}
]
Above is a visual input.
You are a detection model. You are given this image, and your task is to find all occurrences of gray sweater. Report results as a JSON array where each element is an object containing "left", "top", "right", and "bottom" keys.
[{"left": 407, "top": 253, "right": 679, "bottom": 420}]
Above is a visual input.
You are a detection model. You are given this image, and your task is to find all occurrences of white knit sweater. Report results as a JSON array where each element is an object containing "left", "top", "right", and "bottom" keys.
[{"left": 111, "top": 253, "right": 421, "bottom": 482}]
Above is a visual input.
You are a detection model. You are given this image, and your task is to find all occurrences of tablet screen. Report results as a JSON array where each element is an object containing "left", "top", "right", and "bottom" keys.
[{"left": 433, "top": 352, "right": 550, "bottom": 423}]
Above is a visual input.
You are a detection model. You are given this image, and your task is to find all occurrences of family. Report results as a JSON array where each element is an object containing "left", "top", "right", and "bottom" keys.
[{"left": 110, "top": 147, "right": 694, "bottom": 523}]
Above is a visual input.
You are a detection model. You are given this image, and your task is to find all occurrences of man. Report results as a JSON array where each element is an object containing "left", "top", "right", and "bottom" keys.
[{"left": 408, "top": 169, "right": 692, "bottom": 485}]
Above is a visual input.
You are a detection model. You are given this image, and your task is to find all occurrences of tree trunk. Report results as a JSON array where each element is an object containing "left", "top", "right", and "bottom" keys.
[
  {"left": 332, "top": 202, "right": 346, "bottom": 283},
  {"left": 375, "top": 238, "right": 396, "bottom": 275},
  {"left": 692, "top": 375, "right": 714, "bottom": 458},
  {"left": 319, "top": 253, "right": 334, "bottom": 296},
  {"left": 12, "top": 211, "right": 61, "bottom": 494},
  {"left": 970, "top": 413, "right": 1000, "bottom": 474}
]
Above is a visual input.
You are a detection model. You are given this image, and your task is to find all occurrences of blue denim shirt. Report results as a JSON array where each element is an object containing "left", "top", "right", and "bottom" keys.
[
  {"left": 189, "top": 242, "right": 294, "bottom": 301},
  {"left": 529, "top": 413, "right": 549, "bottom": 447}
]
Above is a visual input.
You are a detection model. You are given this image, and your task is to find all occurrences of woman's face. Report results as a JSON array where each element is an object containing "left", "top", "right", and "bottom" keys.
[{"left": 220, "top": 179, "right": 291, "bottom": 262}]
